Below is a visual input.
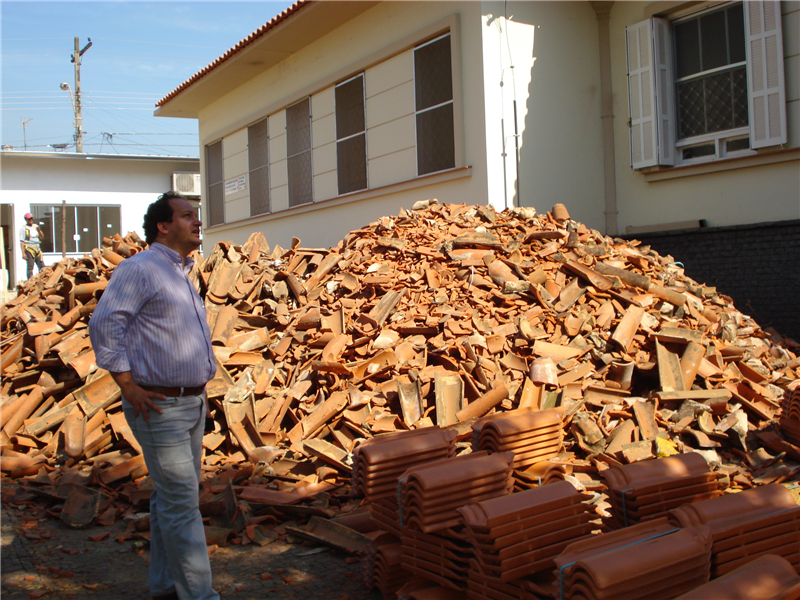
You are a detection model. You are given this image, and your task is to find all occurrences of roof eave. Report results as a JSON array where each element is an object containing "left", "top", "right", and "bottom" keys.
[{"left": 155, "top": 1, "right": 379, "bottom": 120}]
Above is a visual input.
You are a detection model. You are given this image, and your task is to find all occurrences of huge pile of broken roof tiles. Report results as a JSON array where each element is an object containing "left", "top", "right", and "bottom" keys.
[{"left": 1, "top": 201, "right": 799, "bottom": 596}]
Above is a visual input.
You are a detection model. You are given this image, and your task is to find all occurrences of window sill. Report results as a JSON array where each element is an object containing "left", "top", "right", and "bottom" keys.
[
  {"left": 641, "top": 147, "right": 800, "bottom": 182},
  {"left": 205, "top": 165, "right": 472, "bottom": 233}
]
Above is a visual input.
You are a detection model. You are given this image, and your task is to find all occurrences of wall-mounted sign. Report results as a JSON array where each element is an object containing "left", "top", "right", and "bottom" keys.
[{"left": 224, "top": 175, "right": 247, "bottom": 195}]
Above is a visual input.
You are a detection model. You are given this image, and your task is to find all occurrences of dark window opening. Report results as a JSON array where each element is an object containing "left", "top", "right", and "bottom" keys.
[
  {"left": 286, "top": 98, "right": 313, "bottom": 207},
  {"left": 206, "top": 140, "right": 224, "bottom": 225},
  {"left": 335, "top": 75, "right": 367, "bottom": 195},
  {"left": 682, "top": 143, "right": 716, "bottom": 159},
  {"left": 726, "top": 137, "right": 750, "bottom": 152},
  {"left": 414, "top": 34, "right": 455, "bottom": 176},
  {"left": 248, "top": 118, "right": 270, "bottom": 216}
]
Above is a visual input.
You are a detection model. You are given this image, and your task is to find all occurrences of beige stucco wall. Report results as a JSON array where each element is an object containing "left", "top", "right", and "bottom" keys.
[
  {"left": 480, "top": 1, "right": 606, "bottom": 228},
  {"left": 609, "top": 1, "right": 800, "bottom": 232},
  {"left": 197, "top": 1, "right": 489, "bottom": 251}
]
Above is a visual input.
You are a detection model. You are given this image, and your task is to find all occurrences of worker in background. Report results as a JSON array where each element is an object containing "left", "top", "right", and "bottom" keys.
[{"left": 19, "top": 212, "right": 45, "bottom": 280}]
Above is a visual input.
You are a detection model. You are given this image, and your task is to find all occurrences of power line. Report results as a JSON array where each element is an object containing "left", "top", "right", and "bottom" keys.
[
  {"left": 84, "top": 91, "right": 164, "bottom": 95},
  {"left": 0, "top": 107, "right": 72, "bottom": 111},
  {"left": 93, "top": 51, "right": 216, "bottom": 60},
  {"left": 82, "top": 143, "right": 199, "bottom": 147},
  {"left": 2, "top": 95, "right": 160, "bottom": 99},
  {"left": 3, "top": 50, "right": 72, "bottom": 54},
  {"left": 83, "top": 101, "right": 159, "bottom": 105},
  {"left": 98, "top": 132, "right": 196, "bottom": 136},
  {"left": 3, "top": 37, "right": 221, "bottom": 49},
  {"left": 91, "top": 37, "right": 224, "bottom": 50},
  {"left": 1, "top": 37, "right": 73, "bottom": 41},
  {"left": 2, "top": 91, "right": 161, "bottom": 95}
]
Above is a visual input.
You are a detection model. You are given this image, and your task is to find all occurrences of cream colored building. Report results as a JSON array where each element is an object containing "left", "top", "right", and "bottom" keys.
[{"left": 156, "top": 0, "right": 799, "bottom": 251}]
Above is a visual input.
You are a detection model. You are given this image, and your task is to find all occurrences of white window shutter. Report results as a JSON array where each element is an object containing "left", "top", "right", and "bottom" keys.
[
  {"left": 745, "top": 0, "right": 787, "bottom": 148},
  {"left": 652, "top": 18, "right": 675, "bottom": 166},
  {"left": 626, "top": 19, "right": 673, "bottom": 169}
]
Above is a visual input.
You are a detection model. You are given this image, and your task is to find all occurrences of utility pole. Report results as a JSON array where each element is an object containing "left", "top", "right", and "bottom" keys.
[
  {"left": 21, "top": 118, "right": 32, "bottom": 150},
  {"left": 71, "top": 37, "right": 92, "bottom": 153}
]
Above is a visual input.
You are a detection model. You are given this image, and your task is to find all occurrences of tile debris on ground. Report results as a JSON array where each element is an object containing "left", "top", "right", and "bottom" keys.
[{"left": 2, "top": 201, "right": 799, "bottom": 598}]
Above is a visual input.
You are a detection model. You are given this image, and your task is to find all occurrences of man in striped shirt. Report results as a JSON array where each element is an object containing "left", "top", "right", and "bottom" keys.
[{"left": 89, "top": 191, "right": 218, "bottom": 600}]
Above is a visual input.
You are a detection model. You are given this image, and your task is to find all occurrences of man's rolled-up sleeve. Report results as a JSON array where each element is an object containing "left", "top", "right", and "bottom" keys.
[{"left": 89, "top": 260, "right": 150, "bottom": 373}]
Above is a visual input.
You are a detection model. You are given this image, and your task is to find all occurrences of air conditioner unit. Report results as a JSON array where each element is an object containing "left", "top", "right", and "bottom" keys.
[{"left": 171, "top": 172, "right": 202, "bottom": 196}]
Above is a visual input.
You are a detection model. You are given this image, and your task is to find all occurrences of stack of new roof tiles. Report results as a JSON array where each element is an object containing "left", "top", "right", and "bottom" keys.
[
  {"left": 351, "top": 427, "right": 457, "bottom": 536},
  {"left": 554, "top": 517, "right": 713, "bottom": 600},
  {"left": 674, "top": 554, "right": 800, "bottom": 600},
  {"left": 401, "top": 527, "right": 474, "bottom": 592},
  {"left": 399, "top": 451, "right": 515, "bottom": 534},
  {"left": 465, "top": 566, "right": 553, "bottom": 600},
  {"left": 394, "top": 581, "right": 467, "bottom": 600},
  {"left": 779, "top": 388, "right": 800, "bottom": 445},
  {"left": 365, "top": 540, "right": 408, "bottom": 600},
  {"left": 459, "top": 481, "right": 597, "bottom": 589},
  {"left": 370, "top": 498, "right": 402, "bottom": 538},
  {"left": 669, "top": 483, "right": 800, "bottom": 577},
  {"left": 473, "top": 408, "right": 563, "bottom": 470},
  {"left": 513, "top": 460, "right": 570, "bottom": 492},
  {"left": 398, "top": 451, "right": 515, "bottom": 590},
  {"left": 600, "top": 452, "right": 726, "bottom": 529}
]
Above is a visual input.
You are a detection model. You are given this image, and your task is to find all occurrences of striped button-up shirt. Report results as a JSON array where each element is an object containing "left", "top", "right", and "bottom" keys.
[{"left": 89, "top": 242, "right": 216, "bottom": 387}]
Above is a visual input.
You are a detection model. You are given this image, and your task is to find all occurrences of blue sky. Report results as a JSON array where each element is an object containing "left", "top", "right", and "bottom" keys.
[{"left": 1, "top": 1, "right": 294, "bottom": 156}]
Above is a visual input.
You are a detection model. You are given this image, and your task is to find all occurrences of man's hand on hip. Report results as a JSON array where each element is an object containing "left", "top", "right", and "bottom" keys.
[{"left": 110, "top": 371, "right": 166, "bottom": 422}]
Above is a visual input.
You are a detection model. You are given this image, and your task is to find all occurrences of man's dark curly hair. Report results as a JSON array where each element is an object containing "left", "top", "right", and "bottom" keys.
[{"left": 143, "top": 191, "right": 186, "bottom": 245}]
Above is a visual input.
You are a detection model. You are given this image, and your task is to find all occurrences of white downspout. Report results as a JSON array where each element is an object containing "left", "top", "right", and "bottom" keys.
[{"left": 591, "top": 1, "right": 618, "bottom": 236}]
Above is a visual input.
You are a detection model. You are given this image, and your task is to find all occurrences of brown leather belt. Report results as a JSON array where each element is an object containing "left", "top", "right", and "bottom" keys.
[{"left": 138, "top": 384, "right": 205, "bottom": 397}]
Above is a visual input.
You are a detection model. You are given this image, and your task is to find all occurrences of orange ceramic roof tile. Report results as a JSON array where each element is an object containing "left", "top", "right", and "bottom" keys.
[{"left": 674, "top": 554, "right": 800, "bottom": 600}]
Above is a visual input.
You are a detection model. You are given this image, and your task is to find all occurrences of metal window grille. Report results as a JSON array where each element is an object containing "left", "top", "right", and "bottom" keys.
[
  {"left": 335, "top": 74, "right": 367, "bottom": 194},
  {"left": 414, "top": 35, "right": 453, "bottom": 111},
  {"left": 286, "top": 98, "right": 313, "bottom": 207},
  {"left": 673, "top": 3, "right": 748, "bottom": 141},
  {"left": 248, "top": 118, "right": 270, "bottom": 216},
  {"left": 416, "top": 103, "right": 455, "bottom": 176},
  {"left": 414, "top": 34, "right": 455, "bottom": 176},
  {"left": 205, "top": 140, "right": 224, "bottom": 225},
  {"left": 337, "top": 134, "right": 367, "bottom": 194}
]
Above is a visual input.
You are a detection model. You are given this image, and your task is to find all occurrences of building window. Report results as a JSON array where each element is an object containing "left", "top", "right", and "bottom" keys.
[
  {"left": 335, "top": 74, "right": 367, "bottom": 195},
  {"left": 31, "top": 204, "right": 120, "bottom": 254},
  {"left": 286, "top": 98, "right": 313, "bottom": 207},
  {"left": 206, "top": 140, "right": 224, "bottom": 225},
  {"left": 673, "top": 3, "right": 749, "bottom": 160},
  {"left": 626, "top": 1, "right": 786, "bottom": 169},
  {"left": 248, "top": 118, "right": 270, "bottom": 216},
  {"left": 414, "top": 34, "right": 455, "bottom": 176}
]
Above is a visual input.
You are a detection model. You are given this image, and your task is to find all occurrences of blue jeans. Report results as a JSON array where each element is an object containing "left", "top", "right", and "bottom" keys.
[{"left": 123, "top": 394, "right": 219, "bottom": 600}]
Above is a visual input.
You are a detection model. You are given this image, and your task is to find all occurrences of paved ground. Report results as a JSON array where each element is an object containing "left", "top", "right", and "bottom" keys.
[{"left": 2, "top": 502, "right": 382, "bottom": 600}]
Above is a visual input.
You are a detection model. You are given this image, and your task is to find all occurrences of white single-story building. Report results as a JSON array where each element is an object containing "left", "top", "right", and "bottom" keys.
[{"left": 0, "top": 151, "right": 200, "bottom": 287}]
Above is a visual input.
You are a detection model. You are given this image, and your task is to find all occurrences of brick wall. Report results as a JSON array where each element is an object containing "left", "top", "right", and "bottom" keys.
[{"left": 626, "top": 219, "right": 800, "bottom": 342}]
